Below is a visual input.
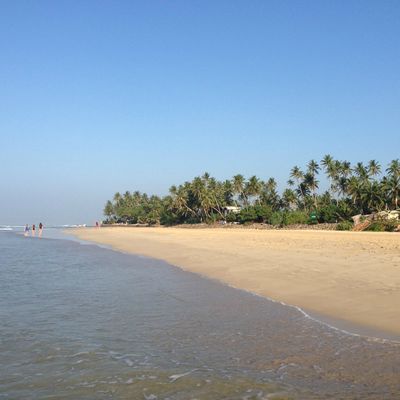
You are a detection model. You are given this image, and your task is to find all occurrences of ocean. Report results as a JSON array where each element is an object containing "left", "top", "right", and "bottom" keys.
[{"left": 1, "top": 229, "right": 399, "bottom": 399}]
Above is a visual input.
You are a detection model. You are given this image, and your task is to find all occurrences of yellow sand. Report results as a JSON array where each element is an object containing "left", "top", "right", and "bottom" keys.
[{"left": 70, "top": 227, "right": 400, "bottom": 336}]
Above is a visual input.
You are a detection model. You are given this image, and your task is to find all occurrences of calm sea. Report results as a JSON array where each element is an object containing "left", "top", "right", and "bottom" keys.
[{"left": 1, "top": 230, "right": 399, "bottom": 399}]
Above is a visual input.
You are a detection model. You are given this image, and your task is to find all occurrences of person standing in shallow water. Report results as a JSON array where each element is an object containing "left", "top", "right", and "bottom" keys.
[
  {"left": 32, "top": 224, "right": 36, "bottom": 237},
  {"left": 38, "top": 222, "right": 43, "bottom": 237},
  {"left": 24, "top": 224, "right": 29, "bottom": 237}
]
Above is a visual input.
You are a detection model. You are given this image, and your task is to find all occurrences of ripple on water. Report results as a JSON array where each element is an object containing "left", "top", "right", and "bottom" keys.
[{"left": 0, "top": 231, "right": 400, "bottom": 399}]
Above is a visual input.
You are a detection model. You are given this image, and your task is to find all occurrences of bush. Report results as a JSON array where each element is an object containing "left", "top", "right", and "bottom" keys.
[
  {"left": 225, "top": 212, "right": 238, "bottom": 223},
  {"left": 318, "top": 204, "right": 338, "bottom": 223},
  {"left": 384, "top": 221, "right": 399, "bottom": 232},
  {"left": 283, "top": 211, "right": 309, "bottom": 225},
  {"left": 160, "top": 211, "right": 182, "bottom": 226},
  {"left": 238, "top": 208, "right": 258, "bottom": 224},
  {"left": 254, "top": 205, "right": 273, "bottom": 223},
  {"left": 336, "top": 221, "right": 353, "bottom": 231},
  {"left": 270, "top": 211, "right": 284, "bottom": 226},
  {"left": 365, "top": 221, "right": 398, "bottom": 232},
  {"left": 365, "top": 222, "right": 385, "bottom": 232}
]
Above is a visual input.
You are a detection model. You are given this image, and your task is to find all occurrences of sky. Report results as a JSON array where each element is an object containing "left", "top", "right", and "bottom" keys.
[{"left": 1, "top": 0, "right": 399, "bottom": 225}]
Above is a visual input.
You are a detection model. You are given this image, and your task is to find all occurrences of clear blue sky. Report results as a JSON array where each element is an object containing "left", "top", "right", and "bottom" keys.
[{"left": 1, "top": 0, "right": 399, "bottom": 225}]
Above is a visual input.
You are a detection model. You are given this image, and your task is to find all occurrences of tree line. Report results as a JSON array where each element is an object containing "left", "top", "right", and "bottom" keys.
[{"left": 103, "top": 156, "right": 400, "bottom": 227}]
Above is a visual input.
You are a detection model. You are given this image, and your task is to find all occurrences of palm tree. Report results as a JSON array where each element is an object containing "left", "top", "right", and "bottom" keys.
[
  {"left": 103, "top": 200, "right": 114, "bottom": 221},
  {"left": 244, "top": 175, "right": 262, "bottom": 205},
  {"left": 282, "top": 188, "right": 297, "bottom": 210},
  {"left": 303, "top": 172, "right": 319, "bottom": 208},
  {"left": 222, "top": 180, "right": 234, "bottom": 205},
  {"left": 232, "top": 174, "right": 245, "bottom": 206},
  {"left": 340, "top": 161, "right": 352, "bottom": 178},
  {"left": 347, "top": 176, "right": 364, "bottom": 212},
  {"left": 386, "top": 159, "right": 400, "bottom": 209},
  {"left": 169, "top": 184, "right": 196, "bottom": 218},
  {"left": 321, "top": 156, "right": 339, "bottom": 200},
  {"left": 287, "top": 179, "right": 295, "bottom": 187},
  {"left": 321, "top": 154, "right": 334, "bottom": 171},
  {"left": 307, "top": 159, "right": 320, "bottom": 177},
  {"left": 290, "top": 166, "right": 305, "bottom": 201},
  {"left": 354, "top": 162, "right": 369, "bottom": 182},
  {"left": 260, "top": 178, "right": 279, "bottom": 209},
  {"left": 290, "top": 166, "right": 304, "bottom": 183},
  {"left": 368, "top": 160, "right": 381, "bottom": 179}
]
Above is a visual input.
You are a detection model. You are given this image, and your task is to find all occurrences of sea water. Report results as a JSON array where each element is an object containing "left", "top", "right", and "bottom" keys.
[{"left": 1, "top": 230, "right": 399, "bottom": 399}]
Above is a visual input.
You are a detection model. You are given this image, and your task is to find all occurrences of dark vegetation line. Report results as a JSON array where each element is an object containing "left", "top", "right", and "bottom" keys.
[{"left": 103, "top": 156, "right": 400, "bottom": 231}]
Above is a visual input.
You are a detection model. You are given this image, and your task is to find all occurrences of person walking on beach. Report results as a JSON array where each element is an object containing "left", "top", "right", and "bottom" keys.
[
  {"left": 32, "top": 224, "right": 36, "bottom": 237},
  {"left": 38, "top": 222, "right": 43, "bottom": 237},
  {"left": 24, "top": 224, "right": 29, "bottom": 237}
]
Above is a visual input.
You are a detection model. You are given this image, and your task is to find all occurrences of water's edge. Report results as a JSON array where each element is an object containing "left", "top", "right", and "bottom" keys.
[{"left": 62, "top": 229, "right": 400, "bottom": 344}]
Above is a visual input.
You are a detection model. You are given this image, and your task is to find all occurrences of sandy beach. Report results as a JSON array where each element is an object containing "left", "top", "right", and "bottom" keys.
[{"left": 70, "top": 226, "right": 400, "bottom": 337}]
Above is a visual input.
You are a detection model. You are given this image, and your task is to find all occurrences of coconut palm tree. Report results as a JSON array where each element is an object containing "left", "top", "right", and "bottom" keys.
[
  {"left": 103, "top": 200, "right": 114, "bottom": 221},
  {"left": 307, "top": 159, "right": 320, "bottom": 177},
  {"left": 303, "top": 172, "right": 319, "bottom": 208},
  {"left": 354, "top": 162, "right": 369, "bottom": 182},
  {"left": 244, "top": 175, "right": 262, "bottom": 205},
  {"left": 386, "top": 159, "right": 400, "bottom": 209},
  {"left": 321, "top": 154, "right": 334, "bottom": 171},
  {"left": 232, "top": 174, "right": 245, "bottom": 206},
  {"left": 347, "top": 176, "right": 364, "bottom": 212},
  {"left": 282, "top": 188, "right": 298, "bottom": 210},
  {"left": 368, "top": 160, "right": 381, "bottom": 179},
  {"left": 290, "top": 166, "right": 305, "bottom": 202},
  {"left": 260, "top": 178, "right": 279, "bottom": 209},
  {"left": 169, "top": 184, "right": 196, "bottom": 218}
]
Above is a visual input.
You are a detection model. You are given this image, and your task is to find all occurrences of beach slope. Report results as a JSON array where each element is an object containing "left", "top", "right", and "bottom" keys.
[{"left": 70, "top": 227, "right": 400, "bottom": 337}]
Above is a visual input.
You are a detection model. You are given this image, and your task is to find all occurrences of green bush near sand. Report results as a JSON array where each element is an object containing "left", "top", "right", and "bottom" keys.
[
  {"left": 237, "top": 208, "right": 310, "bottom": 226},
  {"left": 365, "top": 221, "right": 398, "bottom": 232},
  {"left": 336, "top": 221, "right": 353, "bottom": 231}
]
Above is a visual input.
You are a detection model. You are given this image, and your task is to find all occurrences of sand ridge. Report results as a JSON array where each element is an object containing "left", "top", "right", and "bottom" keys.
[{"left": 70, "top": 227, "right": 400, "bottom": 337}]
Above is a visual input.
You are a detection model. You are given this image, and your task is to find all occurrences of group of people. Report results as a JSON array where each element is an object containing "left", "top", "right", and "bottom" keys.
[{"left": 24, "top": 223, "right": 43, "bottom": 237}]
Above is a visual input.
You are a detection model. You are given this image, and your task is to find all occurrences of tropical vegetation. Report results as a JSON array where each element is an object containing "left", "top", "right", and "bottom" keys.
[{"left": 103, "top": 156, "right": 400, "bottom": 227}]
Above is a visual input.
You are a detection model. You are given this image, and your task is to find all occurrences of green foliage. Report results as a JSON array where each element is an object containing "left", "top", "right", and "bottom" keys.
[
  {"left": 283, "top": 211, "right": 309, "bottom": 225},
  {"left": 225, "top": 212, "right": 238, "bottom": 223},
  {"left": 103, "top": 158, "right": 400, "bottom": 231},
  {"left": 318, "top": 204, "right": 338, "bottom": 223},
  {"left": 365, "top": 221, "right": 398, "bottom": 232},
  {"left": 270, "top": 211, "right": 283, "bottom": 226},
  {"left": 238, "top": 208, "right": 258, "bottom": 224},
  {"left": 336, "top": 221, "right": 353, "bottom": 231},
  {"left": 365, "top": 222, "right": 385, "bottom": 232},
  {"left": 254, "top": 205, "right": 273, "bottom": 223}
]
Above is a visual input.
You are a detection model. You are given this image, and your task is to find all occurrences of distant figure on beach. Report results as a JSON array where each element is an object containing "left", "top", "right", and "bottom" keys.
[
  {"left": 32, "top": 224, "right": 36, "bottom": 237},
  {"left": 39, "top": 222, "right": 43, "bottom": 237},
  {"left": 24, "top": 224, "right": 29, "bottom": 237},
  {"left": 95, "top": 221, "right": 99, "bottom": 228}
]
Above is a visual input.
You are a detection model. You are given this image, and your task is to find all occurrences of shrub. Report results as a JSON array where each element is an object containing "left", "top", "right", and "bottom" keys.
[
  {"left": 384, "top": 221, "right": 399, "bottom": 232},
  {"left": 366, "top": 221, "right": 398, "bottom": 232},
  {"left": 160, "top": 211, "right": 182, "bottom": 226},
  {"left": 365, "top": 222, "right": 385, "bottom": 232},
  {"left": 238, "top": 208, "right": 258, "bottom": 224},
  {"left": 318, "top": 204, "right": 338, "bottom": 223},
  {"left": 283, "top": 211, "right": 309, "bottom": 225},
  {"left": 254, "top": 205, "right": 273, "bottom": 223},
  {"left": 270, "top": 211, "right": 284, "bottom": 226},
  {"left": 336, "top": 221, "right": 353, "bottom": 231},
  {"left": 225, "top": 212, "right": 238, "bottom": 223}
]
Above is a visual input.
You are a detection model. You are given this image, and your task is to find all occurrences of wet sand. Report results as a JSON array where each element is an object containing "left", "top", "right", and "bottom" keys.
[{"left": 70, "top": 227, "right": 400, "bottom": 338}]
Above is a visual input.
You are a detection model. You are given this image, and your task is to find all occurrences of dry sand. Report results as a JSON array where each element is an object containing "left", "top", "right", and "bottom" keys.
[{"left": 70, "top": 226, "right": 400, "bottom": 337}]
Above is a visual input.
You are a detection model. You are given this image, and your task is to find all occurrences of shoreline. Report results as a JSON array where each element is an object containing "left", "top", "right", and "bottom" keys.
[{"left": 69, "top": 226, "right": 400, "bottom": 339}]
